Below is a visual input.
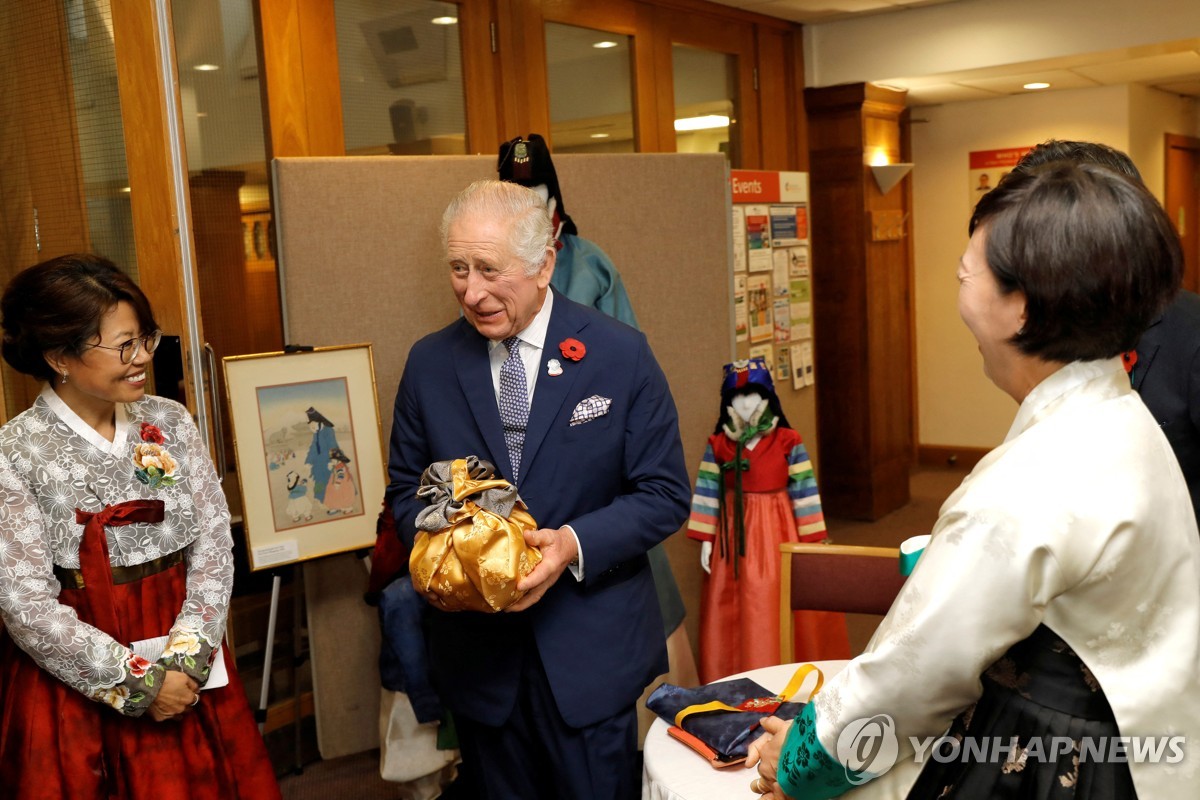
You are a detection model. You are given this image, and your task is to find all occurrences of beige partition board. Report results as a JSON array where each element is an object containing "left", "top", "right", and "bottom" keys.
[{"left": 273, "top": 153, "right": 732, "bottom": 757}]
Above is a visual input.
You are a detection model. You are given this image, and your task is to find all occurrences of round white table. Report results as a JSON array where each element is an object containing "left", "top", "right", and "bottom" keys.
[{"left": 642, "top": 660, "right": 850, "bottom": 800}]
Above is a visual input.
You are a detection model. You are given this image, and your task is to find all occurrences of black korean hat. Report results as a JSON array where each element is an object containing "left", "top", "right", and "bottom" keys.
[{"left": 497, "top": 134, "right": 578, "bottom": 238}]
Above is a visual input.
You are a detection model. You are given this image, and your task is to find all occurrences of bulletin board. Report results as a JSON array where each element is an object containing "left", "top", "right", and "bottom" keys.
[
  {"left": 272, "top": 153, "right": 733, "bottom": 756},
  {"left": 730, "top": 169, "right": 820, "bottom": 447}
]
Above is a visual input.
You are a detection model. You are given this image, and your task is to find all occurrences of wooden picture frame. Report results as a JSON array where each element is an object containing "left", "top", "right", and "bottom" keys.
[{"left": 223, "top": 344, "right": 384, "bottom": 570}]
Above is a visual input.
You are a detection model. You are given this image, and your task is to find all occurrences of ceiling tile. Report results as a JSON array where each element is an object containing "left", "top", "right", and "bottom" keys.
[
  {"left": 1073, "top": 51, "right": 1200, "bottom": 84},
  {"left": 956, "top": 68, "right": 1102, "bottom": 94},
  {"left": 904, "top": 83, "right": 1007, "bottom": 106},
  {"left": 1153, "top": 78, "right": 1200, "bottom": 97}
]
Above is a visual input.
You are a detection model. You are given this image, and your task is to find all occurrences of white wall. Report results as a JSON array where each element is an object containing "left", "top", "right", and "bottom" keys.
[
  {"left": 912, "top": 85, "right": 1132, "bottom": 448},
  {"left": 1127, "top": 85, "right": 1199, "bottom": 201},
  {"left": 805, "top": 0, "right": 1200, "bottom": 88}
]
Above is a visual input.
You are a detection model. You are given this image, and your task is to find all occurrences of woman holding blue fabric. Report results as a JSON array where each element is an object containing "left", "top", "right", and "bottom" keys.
[{"left": 747, "top": 159, "right": 1200, "bottom": 798}]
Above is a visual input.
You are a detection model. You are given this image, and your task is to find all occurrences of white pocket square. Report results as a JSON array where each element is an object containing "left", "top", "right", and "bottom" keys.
[{"left": 570, "top": 395, "right": 612, "bottom": 426}]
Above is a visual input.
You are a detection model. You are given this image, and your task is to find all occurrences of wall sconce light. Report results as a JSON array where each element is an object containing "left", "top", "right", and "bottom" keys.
[{"left": 870, "top": 163, "right": 914, "bottom": 195}]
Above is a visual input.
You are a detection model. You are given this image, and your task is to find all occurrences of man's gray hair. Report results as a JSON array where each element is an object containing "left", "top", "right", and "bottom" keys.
[{"left": 441, "top": 180, "right": 554, "bottom": 277}]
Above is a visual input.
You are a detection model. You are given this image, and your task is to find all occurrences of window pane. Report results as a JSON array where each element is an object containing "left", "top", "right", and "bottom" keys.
[
  {"left": 545, "top": 22, "right": 634, "bottom": 153},
  {"left": 336, "top": 0, "right": 467, "bottom": 155},
  {"left": 171, "top": 0, "right": 280, "bottom": 473},
  {"left": 672, "top": 44, "right": 737, "bottom": 164}
]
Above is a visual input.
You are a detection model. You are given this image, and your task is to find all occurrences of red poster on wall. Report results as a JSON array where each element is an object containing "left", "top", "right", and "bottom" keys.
[{"left": 968, "top": 147, "right": 1032, "bottom": 210}]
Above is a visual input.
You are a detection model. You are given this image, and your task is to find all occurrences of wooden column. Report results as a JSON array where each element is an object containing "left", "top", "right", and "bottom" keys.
[{"left": 806, "top": 83, "right": 913, "bottom": 520}]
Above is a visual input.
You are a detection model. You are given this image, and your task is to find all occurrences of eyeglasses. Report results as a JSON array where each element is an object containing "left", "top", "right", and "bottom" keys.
[{"left": 82, "top": 330, "right": 162, "bottom": 364}]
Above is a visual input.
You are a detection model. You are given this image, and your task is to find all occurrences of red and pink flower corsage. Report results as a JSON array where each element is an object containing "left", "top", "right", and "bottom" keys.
[
  {"left": 559, "top": 338, "right": 586, "bottom": 362},
  {"left": 139, "top": 422, "right": 165, "bottom": 444}
]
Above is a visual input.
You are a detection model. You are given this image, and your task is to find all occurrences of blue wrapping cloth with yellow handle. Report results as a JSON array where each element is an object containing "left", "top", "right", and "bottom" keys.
[{"left": 646, "top": 664, "right": 822, "bottom": 765}]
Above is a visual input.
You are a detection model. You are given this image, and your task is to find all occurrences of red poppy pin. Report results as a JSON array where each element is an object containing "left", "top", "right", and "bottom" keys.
[
  {"left": 559, "top": 338, "right": 586, "bottom": 362},
  {"left": 1121, "top": 350, "right": 1138, "bottom": 374},
  {"left": 139, "top": 422, "right": 165, "bottom": 444}
]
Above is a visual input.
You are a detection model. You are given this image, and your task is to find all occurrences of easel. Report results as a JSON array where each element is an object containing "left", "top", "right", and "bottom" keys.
[
  {"left": 251, "top": 344, "right": 316, "bottom": 773},
  {"left": 255, "top": 563, "right": 307, "bottom": 775}
]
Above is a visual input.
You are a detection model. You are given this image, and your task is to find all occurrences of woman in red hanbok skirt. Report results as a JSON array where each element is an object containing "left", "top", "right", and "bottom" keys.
[
  {"left": 687, "top": 358, "right": 849, "bottom": 683},
  {"left": 0, "top": 254, "right": 280, "bottom": 799}
]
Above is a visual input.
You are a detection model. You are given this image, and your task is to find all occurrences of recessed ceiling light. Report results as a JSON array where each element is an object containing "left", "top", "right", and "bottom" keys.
[
  {"left": 1023, "top": 82, "right": 1051, "bottom": 90},
  {"left": 590, "top": 133, "right": 610, "bottom": 139},
  {"left": 194, "top": 64, "right": 220, "bottom": 72},
  {"left": 431, "top": 16, "right": 458, "bottom": 25},
  {"left": 673, "top": 115, "right": 730, "bottom": 132},
  {"left": 196, "top": 112, "right": 208, "bottom": 118},
  {"left": 593, "top": 41, "right": 619, "bottom": 49}
]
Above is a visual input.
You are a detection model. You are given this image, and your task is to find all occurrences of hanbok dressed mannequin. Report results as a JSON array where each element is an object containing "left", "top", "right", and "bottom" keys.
[{"left": 688, "top": 358, "right": 849, "bottom": 683}]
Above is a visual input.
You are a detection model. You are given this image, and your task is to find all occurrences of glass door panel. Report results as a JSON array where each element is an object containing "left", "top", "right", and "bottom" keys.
[
  {"left": 336, "top": 0, "right": 468, "bottom": 155},
  {"left": 170, "top": 0, "right": 278, "bottom": 480},
  {"left": 545, "top": 22, "right": 635, "bottom": 153},
  {"left": 671, "top": 44, "right": 737, "bottom": 164}
]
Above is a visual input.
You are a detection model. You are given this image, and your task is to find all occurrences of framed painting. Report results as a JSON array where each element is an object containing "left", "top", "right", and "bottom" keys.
[{"left": 223, "top": 344, "right": 384, "bottom": 570}]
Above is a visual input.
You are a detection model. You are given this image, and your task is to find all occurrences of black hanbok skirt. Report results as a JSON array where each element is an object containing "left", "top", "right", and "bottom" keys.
[{"left": 906, "top": 624, "right": 1136, "bottom": 799}]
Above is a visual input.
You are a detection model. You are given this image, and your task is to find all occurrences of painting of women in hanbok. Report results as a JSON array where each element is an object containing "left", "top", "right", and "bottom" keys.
[{"left": 253, "top": 378, "right": 362, "bottom": 532}]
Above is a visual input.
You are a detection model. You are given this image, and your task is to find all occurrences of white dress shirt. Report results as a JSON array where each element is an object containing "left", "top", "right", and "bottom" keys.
[{"left": 485, "top": 290, "right": 584, "bottom": 580}]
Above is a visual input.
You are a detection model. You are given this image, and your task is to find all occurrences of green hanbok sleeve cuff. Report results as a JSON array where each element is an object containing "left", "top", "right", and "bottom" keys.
[
  {"left": 95, "top": 645, "right": 167, "bottom": 718},
  {"left": 777, "top": 702, "right": 857, "bottom": 800},
  {"left": 156, "top": 628, "right": 218, "bottom": 686}
]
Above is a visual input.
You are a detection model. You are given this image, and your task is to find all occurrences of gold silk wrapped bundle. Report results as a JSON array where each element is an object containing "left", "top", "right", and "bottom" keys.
[{"left": 408, "top": 456, "right": 542, "bottom": 612}]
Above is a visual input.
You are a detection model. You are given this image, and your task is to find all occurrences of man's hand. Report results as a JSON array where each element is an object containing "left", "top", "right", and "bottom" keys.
[{"left": 506, "top": 526, "right": 579, "bottom": 612}]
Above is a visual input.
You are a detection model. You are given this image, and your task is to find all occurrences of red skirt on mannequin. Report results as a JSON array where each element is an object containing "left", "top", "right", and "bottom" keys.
[{"left": 698, "top": 490, "right": 850, "bottom": 683}]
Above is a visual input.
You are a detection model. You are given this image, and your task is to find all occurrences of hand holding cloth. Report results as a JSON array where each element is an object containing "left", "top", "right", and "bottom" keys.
[{"left": 409, "top": 456, "right": 542, "bottom": 612}]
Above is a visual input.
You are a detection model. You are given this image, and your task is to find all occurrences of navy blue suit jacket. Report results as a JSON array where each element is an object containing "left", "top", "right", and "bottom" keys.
[
  {"left": 386, "top": 291, "right": 691, "bottom": 728},
  {"left": 1134, "top": 289, "right": 1200, "bottom": 523}
]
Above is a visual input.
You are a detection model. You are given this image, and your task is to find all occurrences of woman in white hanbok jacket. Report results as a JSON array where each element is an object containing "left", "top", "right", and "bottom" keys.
[{"left": 748, "top": 158, "right": 1200, "bottom": 799}]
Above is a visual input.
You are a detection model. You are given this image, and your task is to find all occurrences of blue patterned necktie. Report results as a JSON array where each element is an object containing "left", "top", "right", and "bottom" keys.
[{"left": 499, "top": 336, "right": 529, "bottom": 481}]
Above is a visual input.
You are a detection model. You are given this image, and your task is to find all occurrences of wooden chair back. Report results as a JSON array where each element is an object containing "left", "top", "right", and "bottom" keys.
[{"left": 779, "top": 543, "right": 908, "bottom": 656}]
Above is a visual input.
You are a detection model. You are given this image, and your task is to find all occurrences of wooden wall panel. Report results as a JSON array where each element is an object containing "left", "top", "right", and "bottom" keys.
[
  {"left": 254, "top": 0, "right": 344, "bottom": 158},
  {"left": 757, "top": 27, "right": 790, "bottom": 170},
  {"left": 807, "top": 83, "right": 913, "bottom": 520}
]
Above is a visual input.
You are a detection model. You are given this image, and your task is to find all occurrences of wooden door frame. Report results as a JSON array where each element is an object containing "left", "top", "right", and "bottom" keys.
[{"left": 1165, "top": 133, "right": 1200, "bottom": 293}]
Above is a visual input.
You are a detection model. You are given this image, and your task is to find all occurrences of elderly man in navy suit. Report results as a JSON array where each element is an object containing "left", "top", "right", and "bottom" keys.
[{"left": 386, "top": 179, "right": 690, "bottom": 799}]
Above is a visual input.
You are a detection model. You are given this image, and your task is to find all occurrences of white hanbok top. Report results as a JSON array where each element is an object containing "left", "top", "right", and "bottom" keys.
[
  {"left": 816, "top": 359, "right": 1200, "bottom": 799},
  {"left": 0, "top": 387, "right": 232, "bottom": 706}
]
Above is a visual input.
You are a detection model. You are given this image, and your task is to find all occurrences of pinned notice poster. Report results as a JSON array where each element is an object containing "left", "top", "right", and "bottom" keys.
[
  {"left": 745, "top": 205, "right": 772, "bottom": 272},
  {"left": 773, "top": 298, "right": 791, "bottom": 343},
  {"left": 747, "top": 273, "right": 773, "bottom": 343},
  {"left": 749, "top": 343, "right": 774, "bottom": 371},
  {"left": 734, "top": 274, "right": 748, "bottom": 342},
  {"left": 775, "top": 346, "right": 792, "bottom": 385},
  {"left": 790, "top": 344, "right": 806, "bottom": 390},
  {"left": 770, "top": 204, "right": 809, "bottom": 247},
  {"left": 732, "top": 206, "right": 747, "bottom": 273}
]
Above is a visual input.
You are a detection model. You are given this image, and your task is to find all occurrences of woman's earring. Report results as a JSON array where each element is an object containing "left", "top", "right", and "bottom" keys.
[{"left": 61, "top": 371, "right": 68, "bottom": 384}]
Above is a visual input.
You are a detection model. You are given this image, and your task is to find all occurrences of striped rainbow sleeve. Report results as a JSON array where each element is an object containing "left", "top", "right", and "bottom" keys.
[
  {"left": 687, "top": 443, "right": 721, "bottom": 542},
  {"left": 788, "top": 441, "right": 827, "bottom": 542}
]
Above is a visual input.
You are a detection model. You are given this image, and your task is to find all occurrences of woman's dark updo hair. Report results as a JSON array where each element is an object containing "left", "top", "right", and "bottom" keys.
[{"left": 1, "top": 254, "right": 158, "bottom": 382}]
